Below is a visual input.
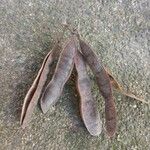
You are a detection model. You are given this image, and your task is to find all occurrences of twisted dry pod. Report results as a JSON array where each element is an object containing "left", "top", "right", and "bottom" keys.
[
  {"left": 79, "top": 39, "right": 117, "bottom": 137},
  {"left": 40, "top": 36, "right": 77, "bottom": 113},
  {"left": 20, "top": 43, "right": 62, "bottom": 128},
  {"left": 75, "top": 50, "right": 102, "bottom": 136},
  {"left": 105, "top": 68, "right": 149, "bottom": 104}
]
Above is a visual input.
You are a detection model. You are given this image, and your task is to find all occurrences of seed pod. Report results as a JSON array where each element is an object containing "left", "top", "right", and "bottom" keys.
[
  {"left": 75, "top": 50, "right": 102, "bottom": 136},
  {"left": 40, "top": 36, "right": 77, "bottom": 113},
  {"left": 79, "top": 39, "right": 116, "bottom": 137},
  {"left": 20, "top": 27, "right": 67, "bottom": 128},
  {"left": 104, "top": 67, "right": 123, "bottom": 91},
  {"left": 105, "top": 67, "right": 149, "bottom": 104},
  {"left": 20, "top": 44, "right": 61, "bottom": 128}
]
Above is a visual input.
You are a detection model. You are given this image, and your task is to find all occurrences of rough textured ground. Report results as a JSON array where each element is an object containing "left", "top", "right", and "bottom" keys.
[{"left": 0, "top": 0, "right": 150, "bottom": 150}]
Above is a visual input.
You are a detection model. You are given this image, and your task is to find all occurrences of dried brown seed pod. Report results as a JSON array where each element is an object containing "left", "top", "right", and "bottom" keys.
[
  {"left": 75, "top": 50, "right": 102, "bottom": 136},
  {"left": 79, "top": 39, "right": 117, "bottom": 137},
  {"left": 20, "top": 26, "right": 67, "bottom": 128},
  {"left": 105, "top": 68, "right": 149, "bottom": 104},
  {"left": 20, "top": 43, "right": 61, "bottom": 128},
  {"left": 40, "top": 36, "right": 77, "bottom": 113}
]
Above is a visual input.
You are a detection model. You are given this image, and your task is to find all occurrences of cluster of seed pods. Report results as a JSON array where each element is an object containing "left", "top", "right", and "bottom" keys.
[{"left": 21, "top": 27, "right": 148, "bottom": 137}]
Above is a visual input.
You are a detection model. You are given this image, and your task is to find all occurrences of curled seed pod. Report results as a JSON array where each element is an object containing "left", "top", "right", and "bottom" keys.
[
  {"left": 105, "top": 68, "right": 149, "bottom": 104},
  {"left": 40, "top": 36, "right": 77, "bottom": 113},
  {"left": 20, "top": 44, "right": 61, "bottom": 128},
  {"left": 75, "top": 50, "right": 102, "bottom": 136},
  {"left": 20, "top": 26, "right": 67, "bottom": 128},
  {"left": 104, "top": 67, "right": 123, "bottom": 91},
  {"left": 79, "top": 39, "right": 116, "bottom": 137}
]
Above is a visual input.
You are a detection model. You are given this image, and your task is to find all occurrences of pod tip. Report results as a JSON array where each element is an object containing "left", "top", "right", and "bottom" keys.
[
  {"left": 87, "top": 122, "right": 102, "bottom": 136},
  {"left": 20, "top": 121, "right": 28, "bottom": 129},
  {"left": 106, "top": 126, "right": 116, "bottom": 138},
  {"left": 90, "top": 130, "right": 102, "bottom": 136},
  {"left": 40, "top": 101, "right": 49, "bottom": 114}
]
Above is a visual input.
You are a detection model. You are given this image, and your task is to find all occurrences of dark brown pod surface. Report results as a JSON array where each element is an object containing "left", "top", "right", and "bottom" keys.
[
  {"left": 40, "top": 36, "right": 77, "bottom": 113},
  {"left": 75, "top": 50, "right": 102, "bottom": 136},
  {"left": 79, "top": 39, "right": 117, "bottom": 137}
]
